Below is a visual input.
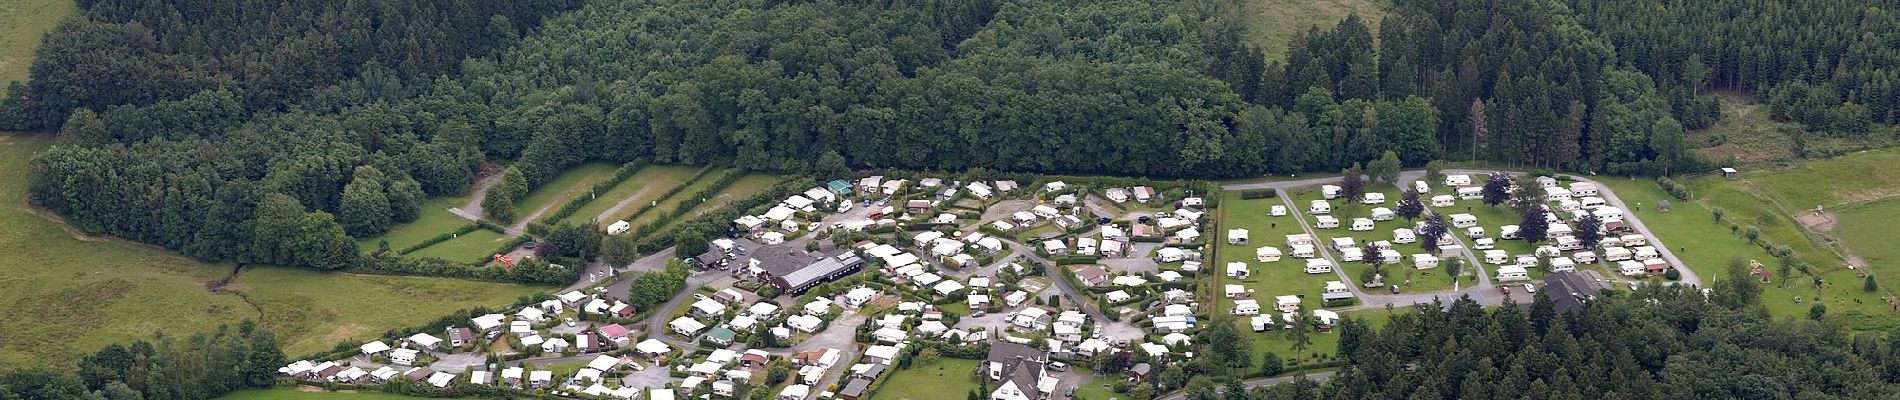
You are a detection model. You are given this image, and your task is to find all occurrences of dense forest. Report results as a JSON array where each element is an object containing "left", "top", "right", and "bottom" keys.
[
  {"left": 9, "top": 0, "right": 1887, "bottom": 271},
  {"left": 1226, "top": 266, "right": 1900, "bottom": 399}
]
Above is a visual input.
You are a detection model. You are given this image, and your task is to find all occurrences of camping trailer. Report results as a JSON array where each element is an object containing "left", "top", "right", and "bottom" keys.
[
  {"left": 1431, "top": 195, "right": 1455, "bottom": 207},
  {"left": 1414, "top": 181, "right": 1431, "bottom": 194},
  {"left": 1321, "top": 185, "right": 1341, "bottom": 200},
  {"left": 1392, "top": 228, "right": 1417, "bottom": 244},
  {"left": 1572, "top": 251, "right": 1598, "bottom": 263},
  {"left": 1370, "top": 207, "right": 1396, "bottom": 221},
  {"left": 1579, "top": 197, "right": 1606, "bottom": 209},
  {"left": 1483, "top": 250, "right": 1510, "bottom": 264},
  {"left": 1603, "top": 246, "right": 1632, "bottom": 261},
  {"left": 1315, "top": 215, "right": 1340, "bottom": 229},
  {"left": 1445, "top": 174, "right": 1472, "bottom": 187},
  {"left": 1350, "top": 218, "right": 1375, "bottom": 231},
  {"left": 1569, "top": 182, "right": 1598, "bottom": 197},
  {"left": 1304, "top": 259, "right": 1334, "bottom": 274},
  {"left": 1290, "top": 245, "right": 1316, "bottom": 259},
  {"left": 1309, "top": 200, "right": 1332, "bottom": 215},
  {"left": 1255, "top": 246, "right": 1282, "bottom": 262},
  {"left": 1549, "top": 257, "right": 1576, "bottom": 272},
  {"left": 1499, "top": 225, "right": 1521, "bottom": 240},
  {"left": 1465, "top": 226, "right": 1485, "bottom": 238},
  {"left": 1619, "top": 234, "right": 1648, "bottom": 247},
  {"left": 1412, "top": 254, "right": 1439, "bottom": 269},
  {"left": 1472, "top": 238, "right": 1496, "bottom": 250},
  {"left": 1495, "top": 265, "right": 1529, "bottom": 281},
  {"left": 1450, "top": 214, "right": 1478, "bottom": 228},
  {"left": 1457, "top": 187, "right": 1484, "bottom": 200},
  {"left": 1338, "top": 248, "right": 1364, "bottom": 262},
  {"left": 1269, "top": 205, "right": 1288, "bottom": 216},
  {"left": 1362, "top": 192, "right": 1386, "bottom": 204}
]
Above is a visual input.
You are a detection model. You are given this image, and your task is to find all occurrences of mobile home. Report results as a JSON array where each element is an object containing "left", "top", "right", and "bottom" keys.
[
  {"left": 1314, "top": 215, "right": 1340, "bottom": 229},
  {"left": 1495, "top": 265, "right": 1529, "bottom": 281},
  {"left": 1450, "top": 214, "right": 1478, "bottom": 228},
  {"left": 1618, "top": 260, "right": 1646, "bottom": 276},
  {"left": 1499, "top": 225, "right": 1521, "bottom": 240},
  {"left": 1579, "top": 196, "right": 1606, "bottom": 209},
  {"left": 1321, "top": 185, "right": 1341, "bottom": 200},
  {"left": 1414, "top": 181, "right": 1431, "bottom": 194},
  {"left": 1255, "top": 246, "right": 1282, "bottom": 262},
  {"left": 1350, "top": 218, "right": 1375, "bottom": 231},
  {"left": 1304, "top": 259, "right": 1334, "bottom": 274},
  {"left": 1535, "top": 176, "right": 1558, "bottom": 188},
  {"left": 1431, "top": 195, "right": 1456, "bottom": 207},
  {"left": 1309, "top": 200, "right": 1332, "bottom": 215},
  {"left": 1544, "top": 186, "right": 1572, "bottom": 201},
  {"left": 1392, "top": 228, "right": 1417, "bottom": 243},
  {"left": 1285, "top": 234, "right": 1315, "bottom": 247},
  {"left": 1465, "top": 226, "right": 1485, "bottom": 238},
  {"left": 1549, "top": 257, "right": 1576, "bottom": 272},
  {"left": 1572, "top": 251, "right": 1597, "bottom": 263},
  {"left": 1339, "top": 248, "right": 1364, "bottom": 262},
  {"left": 1290, "top": 245, "right": 1316, "bottom": 259},
  {"left": 1555, "top": 236, "right": 1584, "bottom": 251},
  {"left": 1445, "top": 174, "right": 1472, "bottom": 187},
  {"left": 1619, "top": 234, "right": 1648, "bottom": 247},
  {"left": 1472, "top": 238, "right": 1496, "bottom": 250},
  {"left": 1632, "top": 246, "right": 1659, "bottom": 261},
  {"left": 1412, "top": 254, "right": 1439, "bottom": 269},
  {"left": 1330, "top": 237, "right": 1357, "bottom": 250},
  {"left": 1603, "top": 246, "right": 1632, "bottom": 261},
  {"left": 1483, "top": 250, "right": 1510, "bottom": 264},
  {"left": 1457, "top": 187, "right": 1484, "bottom": 200},
  {"left": 1269, "top": 205, "right": 1288, "bottom": 216},
  {"left": 1568, "top": 182, "right": 1598, "bottom": 197},
  {"left": 1379, "top": 249, "right": 1402, "bottom": 264},
  {"left": 1362, "top": 192, "right": 1386, "bottom": 204},
  {"left": 1370, "top": 207, "right": 1396, "bottom": 221}
]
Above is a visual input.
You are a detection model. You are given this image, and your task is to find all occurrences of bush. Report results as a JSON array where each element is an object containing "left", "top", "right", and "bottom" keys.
[
  {"left": 1663, "top": 268, "right": 1681, "bottom": 281},
  {"left": 1238, "top": 189, "right": 1277, "bottom": 199}
]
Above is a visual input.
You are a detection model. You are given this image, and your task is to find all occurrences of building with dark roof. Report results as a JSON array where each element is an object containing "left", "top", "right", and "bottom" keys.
[
  {"left": 1541, "top": 270, "right": 1611, "bottom": 314},
  {"left": 986, "top": 342, "right": 1053, "bottom": 400}
]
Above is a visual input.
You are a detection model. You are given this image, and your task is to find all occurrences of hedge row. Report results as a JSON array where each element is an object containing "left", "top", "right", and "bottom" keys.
[
  {"left": 1238, "top": 188, "right": 1278, "bottom": 199},
  {"left": 633, "top": 168, "right": 747, "bottom": 238},
  {"left": 347, "top": 255, "right": 576, "bottom": 286},
  {"left": 636, "top": 177, "right": 816, "bottom": 254}
]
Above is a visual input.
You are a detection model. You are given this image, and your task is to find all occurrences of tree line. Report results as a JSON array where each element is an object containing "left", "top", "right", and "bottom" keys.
[
  {"left": 0, "top": 321, "right": 284, "bottom": 400},
  {"left": 1211, "top": 264, "right": 1900, "bottom": 400}
]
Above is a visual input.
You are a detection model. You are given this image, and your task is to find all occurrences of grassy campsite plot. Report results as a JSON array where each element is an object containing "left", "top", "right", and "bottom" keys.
[
  {"left": 404, "top": 229, "right": 508, "bottom": 262},
  {"left": 0, "top": 136, "right": 548, "bottom": 366},
  {"left": 514, "top": 162, "right": 620, "bottom": 221},
  {"left": 683, "top": 174, "right": 784, "bottom": 216},
  {"left": 624, "top": 168, "right": 727, "bottom": 229},
  {"left": 584, "top": 165, "right": 704, "bottom": 226},
  {"left": 1216, "top": 190, "right": 1337, "bottom": 313},
  {"left": 561, "top": 165, "right": 703, "bottom": 226},
  {"left": 873, "top": 358, "right": 981, "bottom": 400},
  {"left": 1286, "top": 183, "right": 1457, "bottom": 292},
  {"left": 356, "top": 195, "right": 473, "bottom": 252}
]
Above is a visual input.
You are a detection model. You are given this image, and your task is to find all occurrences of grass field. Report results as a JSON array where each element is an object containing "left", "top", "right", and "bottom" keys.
[
  {"left": 515, "top": 162, "right": 620, "bottom": 221},
  {"left": 0, "top": 0, "right": 73, "bottom": 92},
  {"left": 0, "top": 135, "right": 548, "bottom": 368},
  {"left": 682, "top": 174, "right": 783, "bottom": 216},
  {"left": 872, "top": 358, "right": 981, "bottom": 400},
  {"left": 1216, "top": 191, "right": 1339, "bottom": 313},
  {"left": 1240, "top": 0, "right": 1388, "bottom": 61},
  {"left": 1686, "top": 94, "right": 1897, "bottom": 165},
  {"left": 219, "top": 389, "right": 434, "bottom": 399},
  {"left": 404, "top": 229, "right": 507, "bottom": 262},
  {"left": 1284, "top": 183, "right": 1459, "bottom": 292},
  {"left": 356, "top": 195, "right": 472, "bottom": 252},
  {"left": 624, "top": 167, "right": 725, "bottom": 229},
  {"left": 561, "top": 165, "right": 702, "bottom": 226}
]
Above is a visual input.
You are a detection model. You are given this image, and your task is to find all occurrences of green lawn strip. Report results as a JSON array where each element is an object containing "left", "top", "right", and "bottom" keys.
[
  {"left": 625, "top": 168, "right": 731, "bottom": 228},
  {"left": 218, "top": 389, "right": 436, "bottom": 399},
  {"left": 235, "top": 266, "right": 547, "bottom": 357},
  {"left": 356, "top": 195, "right": 473, "bottom": 252},
  {"left": 514, "top": 162, "right": 621, "bottom": 220},
  {"left": 1235, "top": 308, "right": 1399, "bottom": 368},
  {"left": 562, "top": 165, "right": 703, "bottom": 226},
  {"left": 594, "top": 166, "right": 706, "bottom": 226},
  {"left": 1071, "top": 372, "right": 1121, "bottom": 400},
  {"left": 405, "top": 229, "right": 508, "bottom": 261},
  {"left": 872, "top": 358, "right": 982, "bottom": 400},
  {"left": 678, "top": 174, "right": 784, "bottom": 217},
  {"left": 1604, "top": 178, "right": 1888, "bottom": 324}
]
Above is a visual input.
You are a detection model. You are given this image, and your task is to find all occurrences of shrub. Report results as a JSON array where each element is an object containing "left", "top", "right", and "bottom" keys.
[{"left": 1238, "top": 189, "right": 1277, "bottom": 199}]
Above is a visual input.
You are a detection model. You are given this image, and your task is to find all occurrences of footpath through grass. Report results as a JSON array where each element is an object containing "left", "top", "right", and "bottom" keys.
[{"left": 0, "top": 135, "right": 549, "bottom": 367}]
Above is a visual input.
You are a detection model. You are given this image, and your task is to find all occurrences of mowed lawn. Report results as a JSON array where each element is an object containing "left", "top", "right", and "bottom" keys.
[
  {"left": 219, "top": 389, "right": 435, "bottom": 399},
  {"left": 573, "top": 165, "right": 702, "bottom": 226},
  {"left": 872, "top": 358, "right": 981, "bottom": 400},
  {"left": 404, "top": 229, "right": 507, "bottom": 262},
  {"left": 0, "top": 0, "right": 74, "bottom": 92},
  {"left": 1216, "top": 191, "right": 1337, "bottom": 313},
  {"left": 681, "top": 174, "right": 784, "bottom": 218},
  {"left": 1241, "top": 0, "right": 1388, "bottom": 62},
  {"left": 515, "top": 162, "right": 621, "bottom": 221},
  {"left": 1287, "top": 183, "right": 1457, "bottom": 292},
  {"left": 1596, "top": 178, "right": 1883, "bottom": 324},
  {"left": 0, "top": 136, "right": 549, "bottom": 367},
  {"left": 356, "top": 195, "right": 472, "bottom": 252},
  {"left": 624, "top": 167, "right": 724, "bottom": 229}
]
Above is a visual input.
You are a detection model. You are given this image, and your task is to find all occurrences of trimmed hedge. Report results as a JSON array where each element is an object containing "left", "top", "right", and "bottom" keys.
[
  {"left": 347, "top": 255, "right": 575, "bottom": 286},
  {"left": 541, "top": 160, "right": 649, "bottom": 224},
  {"left": 1238, "top": 188, "right": 1278, "bottom": 199}
]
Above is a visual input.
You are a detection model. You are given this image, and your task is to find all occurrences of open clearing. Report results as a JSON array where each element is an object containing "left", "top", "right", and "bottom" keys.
[
  {"left": 0, "top": 135, "right": 547, "bottom": 368},
  {"left": 873, "top": 358, "right": 981, "bottom": 400},
  {"left": 356, "top": 195, "right": 472, "bottom": 252},
  {"left": 566, "top": 165, "right": 702, "bottom": 226},
  {"left": 1241, "top": 0, "right": 1387, "bottom": 61},
  {"left": 622, "top": 167, "right": 726, "bottom": 229},
  {"left": 0, "top": 0, "right": 73, "bottom": 92}
]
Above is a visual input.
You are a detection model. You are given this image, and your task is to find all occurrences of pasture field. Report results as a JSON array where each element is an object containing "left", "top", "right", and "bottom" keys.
[
  {"left": 1240, "top": 0, "right": 1387, "bottom": 62},
  {"left": 356, "top": 195, "right": 472, "bottom": 252},
  {"left": 872, "top": 358, "right": 981, "bottom": 400},
  {"left": 0, "top": 0, "right": 73, "bottom": 92},
  {"left": 0, "top": 135, "right": 547, "bottom": 368},
  {"left": 562, "top": 165, "right": 703, "bottom": 226},
  {"left": 515, "top": 162, "right": 620, "bottom": 221}
]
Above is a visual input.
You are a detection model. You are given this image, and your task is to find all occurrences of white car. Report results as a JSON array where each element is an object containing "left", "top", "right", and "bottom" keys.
[
  {"left": 1523, "top": 283, "right": 1536, "bottom": 293},
  {"left": 565, "top": 318, "right": 577, "bottom": 327}
]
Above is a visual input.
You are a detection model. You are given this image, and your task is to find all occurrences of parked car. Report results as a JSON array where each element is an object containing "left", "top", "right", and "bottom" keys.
[
  {"left": 1048, "top": 361, "right": 1068, "bottom": 372},
  {"left": 1499, "top": 286, "right": 1511, "bottom": 295},
  {"left": 1390, "top": 285, "right": 1401, "bottom": 294},
  {"left": 1523, "top": 283, "right": 1536, "bottom": 293},
  {"left": 565, "top": 318, "right": 576, "bottom": 327}
]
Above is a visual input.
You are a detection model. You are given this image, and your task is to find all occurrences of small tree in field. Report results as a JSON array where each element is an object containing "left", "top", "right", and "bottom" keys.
[
  {"left": 1397, "top": 189, "right": 1425, "bottom": 220},
  {"left": 1865, "top": 275, "right": 1879, "bottom": 293},
  {"left": 1482, "top": 174, "right": 1513, "bottom": 207}
]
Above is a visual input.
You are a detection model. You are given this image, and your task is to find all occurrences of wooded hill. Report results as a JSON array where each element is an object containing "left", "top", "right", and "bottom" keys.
[{"left": 8, "top": 0, "right": 1896, "bottom": 272}]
